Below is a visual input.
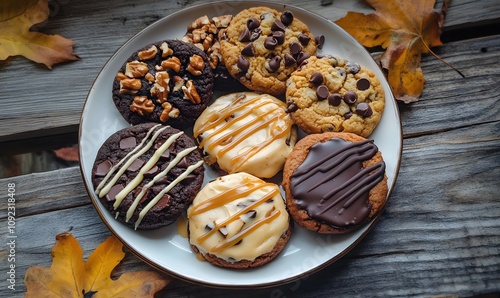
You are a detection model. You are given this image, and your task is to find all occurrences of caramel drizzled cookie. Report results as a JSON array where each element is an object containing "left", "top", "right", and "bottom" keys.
[
  {"left": 92, "top": 123, "right": 205, "bottom": 230},
  {"left": 182, "top": 14, "right": 244, "bottom": 91},
  {"left": 113, "top": 40, "right": 214, "bottom": 129},
  {"left": 193, "top": 92, "right": 297, "bottom": 178},
  {"left": 286, "top": 55, "right": 385, "bottom": 137},
  {"left": 282, "top": 132, "right": 388, "bottom": 234},
  {"left": 220, "top": 6, "right": 318, "bottom": 95},
  {"left": 187, "top": 172, "right": 292, "bottom": 269}
]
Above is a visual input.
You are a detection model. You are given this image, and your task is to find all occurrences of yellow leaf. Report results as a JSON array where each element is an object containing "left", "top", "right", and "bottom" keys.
[
  {"left": 0, "top": 0, "right": 79, "bottom": 69},
  {"left": 335, "top": 0, "right": 449, "bottom": 102},
  {"left": 25, "top": 232, "right": 170, "bottom": 298}
]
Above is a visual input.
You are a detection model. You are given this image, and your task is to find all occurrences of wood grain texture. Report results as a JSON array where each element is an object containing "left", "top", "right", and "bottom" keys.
[{"left": 0, "top": 0, "right": 498, "bottom": 144}]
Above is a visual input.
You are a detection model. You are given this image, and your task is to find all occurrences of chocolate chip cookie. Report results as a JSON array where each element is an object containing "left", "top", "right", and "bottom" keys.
[
  {"left": 282, "top": 132, "right": 388, "bottom": 234},
  {"left": 92, "top": 123, "right": 205, "bottom": 230},
  {"left": 113, "top": 40, "right": 214, "bottom": 129},
  {"left": 187, "top": 172, "right": 292, "bottom": 269},
  {"left": 286, "top": 55, "right": 385, "bottom": 137},
  {"left": 220, "top": 6, "right": 318, "bottom": 95}
]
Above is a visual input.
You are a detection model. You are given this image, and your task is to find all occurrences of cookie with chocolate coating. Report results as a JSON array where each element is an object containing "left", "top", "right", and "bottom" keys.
[
  {"left": 220, "top": 6, "right": 318, "bottom": 95},
  {"left": 91, "top": 123, "right": 205, "bottom": 230},
  {"left": 282, "top": 132, "right": 388, "bottom": 234},
  {"left": 286, "top": 55, "right": 385, "bottom": 137},
  {"left": 112, "top": 40, "right": 214, "bottom": 129},
  {"left": 187, "top": 172, "right": 292, "bottom": 269}
]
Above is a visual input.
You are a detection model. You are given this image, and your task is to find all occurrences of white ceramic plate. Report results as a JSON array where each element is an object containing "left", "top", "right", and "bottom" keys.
[{"left": 79, "top": 1, "right": 402, "bottom": 288}]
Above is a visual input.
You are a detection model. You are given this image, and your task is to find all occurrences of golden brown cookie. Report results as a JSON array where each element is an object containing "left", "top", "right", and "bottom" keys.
[
  {"left": 220, "top": 6, "right": 318, "bottom": 95},
  {"left": 187, "top": 172, "right": 292, "bottom": 269},
  {"left": 286, "top": 55, "right": 385, "bottom": 137},
  {"left": 282, "top": 132, "right": 388, "bottom": 234},
  {"left": 193, "top": 92, "right": 297, "bottom": 178}
]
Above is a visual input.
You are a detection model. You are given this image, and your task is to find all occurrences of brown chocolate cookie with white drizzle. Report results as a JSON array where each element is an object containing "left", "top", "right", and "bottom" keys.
[
  {"left": 282, "top": 132, "right": 388, "bottom": 234},
  {"left": 91, "top": 123, "right": 205, "bottom": 230},
  {"left": 187, "top": 172, "right": 292, "bottom": 269}
]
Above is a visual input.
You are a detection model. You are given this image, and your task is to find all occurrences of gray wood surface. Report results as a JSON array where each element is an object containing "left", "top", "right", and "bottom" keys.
[{"left": 0, "top": 0, "right": 499, "bottom": 297}]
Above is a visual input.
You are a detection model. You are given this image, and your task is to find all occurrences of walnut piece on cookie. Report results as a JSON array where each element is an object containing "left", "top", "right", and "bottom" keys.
[
  {"left": 187, "top": 172, "right": 292, "bottom": 269},
  {"left": 286, "top": 55, "right": 385, "bottom": 137},
  {"left": 282, "top": 132, "right": 388, "bottom": 234},
  {"left": 220, "top": 6, "right": 318, "bottom": 95}
]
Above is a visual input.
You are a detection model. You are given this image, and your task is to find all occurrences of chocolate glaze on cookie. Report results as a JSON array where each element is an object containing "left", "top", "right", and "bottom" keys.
[
  {"left": 92, "top": 123, "right": 205, "bottom": 230},
  {"left": 290, "top": 138, "right": 385, "bottom": 227}
]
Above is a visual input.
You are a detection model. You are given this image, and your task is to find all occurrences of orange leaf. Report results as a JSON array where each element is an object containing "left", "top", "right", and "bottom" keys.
[
  {"left": 335, "top": 0, "right": 448, "bottom": 102},
  {"left": 0, "top": 0, "right": 79, "bottom": 69},
  {"left": 25, "top": 232, "right": 170, "bottom": 297}
]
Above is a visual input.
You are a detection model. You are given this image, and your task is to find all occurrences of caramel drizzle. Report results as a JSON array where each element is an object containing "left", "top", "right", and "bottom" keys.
[
  {"left": 193, "top": 94, "right": 292, "bottom": 171},
  {"left": 189, "top": 181, "right": 280, "bottom": 253}
]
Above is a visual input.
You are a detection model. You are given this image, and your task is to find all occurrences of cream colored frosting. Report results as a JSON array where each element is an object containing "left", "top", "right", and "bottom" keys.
[
  {"left": 187, "top": 172, "right": 289, "bottom": 262},
  {"left": 193, "top": 92, "right": 296, "bottom": 178}
]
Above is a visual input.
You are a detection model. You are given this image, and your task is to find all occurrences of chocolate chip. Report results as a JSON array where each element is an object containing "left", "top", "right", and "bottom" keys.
[
  {"left": 328, "top": 93, "right": 342, "bottom": 106},
  {"left": 284, "top": 53, "right": 296, "bottom": 67},
  {"left": 250, "top": 31, "right": 260, "bottom": 41},
  {"left": 160, "top": 149, "right": 170, "bottom": 160},
  {"left": 271, "top": 19, "right": 286, "bottom": 32},
  {"left": 287, "top": 101, "right": 299, "bottom": 112},
  {"left": 290, "top": 42, "right": 302, "bottom": 56},
  {"left": 298, "top": 33, "right": 311, "bottom": 45},
  {"left": 95, "top": 160, "right": 112, "bottom": 176},
  {"left": 280, "top": 10, "right": 294, "bottom": 26},
  {"left": 247, "top": 18, "right": 260, "bottom": 30},
  {"left": 264, "top": 36, "right": 278, "bottom": 50},
  {"left": 346, "top": 62, "right": 360, "bottom": 74},
  {"left": 205, "top": 222, "right": 214, "bottom": 231},
  {"left": 309, "top": 72, "right": 324, "bottom": 85},
  {"left": 343, "top": 91, "right": 358, "bottom": 105},
  {"left": 241, "top": 43, "right": 255, "bottom": 56},
  {"left": 119, "top": 137, "right": 136, "bottom": 149},
  {"left": 296, "top": 51, "right": 310, "bottom": 65},
  {"left": 356, "top": 102, "right": 373, "bottom": 117},
  {"left": 144, "top": 165, "right": 159, "bottom": 177},
  {"left": 272, "top": 31, "right": 285, "bottom": 44},
  {"left": 154, "top": 194, "right": 171, "bottom": 210},
  {"left": 218, "top": 226, "right": 229, "bottom": 237},
  {"left": 237, "top": 55, "right": 250, "bottom": 72},
  {"left": 127, "top": 158, "right": 144, "bottom": 172},
  {"left": 181, "top": 174, "right": 196, "bottom": 184},
  {"left": 105, "top": 184, "right": 124, "bottom": 202},
  {"left": 268, "top": 55, "right": 282, "bottom": 72},
  {"left": 356, "top": 78, "right": 370, "bottom": 90},
  {"left": 177, "top": 156, "right": 189, "bottom": 168},
  {"left": 239, "top": 28, "right": 251, "bottom": 42},
  {"left": 344, "top": 111, "right": 353, "bottom": 119},
  {"left": 315, "top": 34, "right": 325, "bottom": 49},
  {"left": 316, "top": 85, "right": 329, "bottom": 100}
]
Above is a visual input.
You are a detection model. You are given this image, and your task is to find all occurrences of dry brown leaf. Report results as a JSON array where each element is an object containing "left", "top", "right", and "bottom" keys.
[
  {"left": 335, "top": 0, "right": 450, "bottom": 103},
  {"left": 0, "top": 0, "right": 79, "bottom": 69},
  {"left": 25, "top": 232, "right": 170, "bottom": 297},
  {"left": 53, "top": 146, "right": 79, "bottom": 162}
]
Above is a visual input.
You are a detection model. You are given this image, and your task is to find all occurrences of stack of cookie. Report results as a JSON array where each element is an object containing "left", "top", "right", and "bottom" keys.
[{"left": 90, "top": 6, "right": 388, "bottom": 269}]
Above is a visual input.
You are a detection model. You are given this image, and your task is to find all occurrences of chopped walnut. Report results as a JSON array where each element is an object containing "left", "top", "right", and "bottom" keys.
[
  {"left": 182, "top": 80, "right": 201, "bottom": 104},
  {"left": 212, "top": 15, "right": 232, "bottom": 28},
  {"left": 145, "top": 73, "right": 155, "bottom": 83},
  {"left": 119, "top": 78, "right": 141, "bottom": 94},
  {"left": 130, "top": 96, "right": 155, "bottom": 115},
  {"left": 187, "top": 15, "right": 210, "bottom": 31},
  {"left": 161, "top": 57, "right": 181, "bottom": 73},
  {"left": 125, "top": 61, "right": 149, "bottom": 78},
  {"left": 137, "top": 45, "right": 158, "bottom": 60},
  {"left": 159, "top": 102, "right": 172, "bottom": 122},
  {"left": 150, "top": 71, "right": 170, "bottom": 103},
  {"left": 115, "top": 72, "right": 127, "bottom": 81},
  {"left": 160, "top": 42, "right": 173, "bottom": 58},
  {"left": 187, "top": 55, "right": 204, "bottom": 76},
  {"left": 172, "top": 76, "right": 185, "bottom": 92}
]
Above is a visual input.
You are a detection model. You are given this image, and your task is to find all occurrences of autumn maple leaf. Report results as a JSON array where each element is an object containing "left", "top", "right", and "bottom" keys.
[
  {"left": 0, "top": 0, "right": 79, "bottom": 69},
  {"left": 24, "top": 233, "right": 169, "bottom": 297},
  {"left": 335, "top": 0, "right": 451, "bottom": 103}
]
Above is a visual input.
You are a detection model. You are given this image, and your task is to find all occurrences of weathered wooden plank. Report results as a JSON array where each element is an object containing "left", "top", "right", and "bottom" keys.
[
  {"left": 1, "top": 120, "right": 498, "bottom": 297},
  {"left": 0, "top": 0, "right": 498, "bottom": 144}
]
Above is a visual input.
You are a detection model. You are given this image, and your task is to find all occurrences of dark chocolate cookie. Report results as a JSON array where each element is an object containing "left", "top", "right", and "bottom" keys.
[
  {"left": 112, "top": 40, "right": 214, "bottom": 129},
  {"left": 92, "top": 123, "right": 205, "bottom": 230}
]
